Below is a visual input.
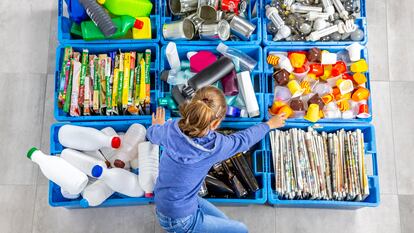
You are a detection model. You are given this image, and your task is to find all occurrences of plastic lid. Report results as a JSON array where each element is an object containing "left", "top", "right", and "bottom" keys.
[
  {"left": 80, "top": 199, "right": 89, "bottom": 208},
  {"left": 134, "top": 19, "right": 144, "bottom": 29},
  {"left": 111, "top": 137, "right": 121, "bottom": 149},
  {"left": 161, "top": 70, "right": 170, "bottom": 82},
  {"left": 27, "top": 147, "right": 38, "bottom": 160},
  {"left": 97, "top": 0, "right": 106, "bottom": 4},
  {"left": 114, "top": 159, "right": 126, "bottom": 168},
  {"left": 145, "top": 193, "right": 154, "bottom": 198},
  {"left": 91, "top": 165, "right": 103, "bottom": 178}
]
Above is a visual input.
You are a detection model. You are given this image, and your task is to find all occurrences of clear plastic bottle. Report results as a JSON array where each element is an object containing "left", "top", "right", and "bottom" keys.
[
  {"left": 216, "top": 43, "right": 257, "bottom": 72},
  {"left": 138, "top": 142, "right": 159, "bottom": 197},
  {"left": 113, "top": 124, "right": 146, "bottom": 168},
  {"left": 91, "top": 165, "right": 144, "bottom": 197},
  {"left": 27, "top": 148, "right": 88, "bottom": 195},
  {"left": 80, "top": 180, "right": 114, "bottom": 207}
]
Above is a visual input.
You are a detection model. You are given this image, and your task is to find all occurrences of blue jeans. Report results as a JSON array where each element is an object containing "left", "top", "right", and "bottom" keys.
[{"left": 156, "top": 197, "right": 248, "bottom": 233}]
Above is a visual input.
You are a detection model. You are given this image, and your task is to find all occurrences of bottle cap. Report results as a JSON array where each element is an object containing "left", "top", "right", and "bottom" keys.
[
  {"left": 216, "top": 43, "right": 228, "bottom": 54},
  {"left": 27, "top": 147, "right": 38, "bottom": 160},
  {"left": 134, "top": 19, "right": 144, "bottom": 29},
  {"left": 80, "top": 199, "right": 89, "bottom": 208},
  {"left": 97, "top": 0, "right": 106, "bottom": 4},
  {"left": 114, "top": 159, "right": 126, "bottom": 168},
  {"left": 145, "top": 193, "right": 154, "bottom": 198},
  {"left": 91, "top": 165, "right": 103, "bottom": 178},
  {"left": 111, "top": 137, "right": 121, "bottom": 149}
]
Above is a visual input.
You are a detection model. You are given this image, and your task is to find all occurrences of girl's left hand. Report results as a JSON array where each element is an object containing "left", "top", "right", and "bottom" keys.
[{"left": 152, "top": 107, "right": 166, "bottom": 125}]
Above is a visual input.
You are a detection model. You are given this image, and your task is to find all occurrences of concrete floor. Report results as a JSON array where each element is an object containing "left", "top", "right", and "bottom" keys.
[{"left": 0, "top": 0, "right": 412, "bottom": 232}]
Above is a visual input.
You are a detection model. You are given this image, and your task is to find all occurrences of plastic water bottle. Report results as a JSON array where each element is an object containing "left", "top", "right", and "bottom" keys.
[
  {"left": 78, "top": 0, "right": 117, "bottom": 37},
  {"left": 138, "top": 142, "right": 159, "bottom": 197},
  {"left": 80, "top": 180, "right": 114, "bottom": 207},
  {"left": 60, "top": 148, "right": 107, "bottom": 177},
  {"left": 58, "top": 125, "right": 121, "bottom": 151},
  {"left": 27, "top": 148, "right": 88, "bottom": 195},
  {"left": 91, "top": 165, "right": 144, "bottom": 197},
  {"left": 216, "top": 43, "right": 257, "bottom": 72},
  {"left": 113, "top": 124, "right": 146, "bottom": 168}
]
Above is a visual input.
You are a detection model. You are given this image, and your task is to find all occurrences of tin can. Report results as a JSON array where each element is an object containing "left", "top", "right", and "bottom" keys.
[
  {"left": 229, "top": 15, "right": 256, "bottom": 40},
  {"left": 169, "top": 0, "right": 198, "bottom": 15},
  {"left": 198, "top": 0, "right": 220, "bottom": 20},
  {"left": 163, "top": 19, "right": 196, "bottom": 40},
  {"left": 186, "top": 13, "right": 205, "bottom": 33},
  {"left": 221, "top": 0, "right": 247, "bottom": 15},
  {"left": 199, "top": 20, "right": 231, "bottom": 41}
]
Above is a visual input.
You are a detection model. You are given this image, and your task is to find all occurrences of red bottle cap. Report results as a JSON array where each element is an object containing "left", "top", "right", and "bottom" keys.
[
  {"left": 111, "top": 137, "right": 121, "bottom": 148},
  {"left": 134, "top": 19, "right": 144, "bottom": 29},
  {"left": 145, "top": 193, "right": 154, "bottom": 198}
]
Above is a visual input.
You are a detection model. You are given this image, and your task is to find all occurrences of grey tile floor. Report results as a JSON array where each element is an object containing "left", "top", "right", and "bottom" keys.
[{"left": 0, "top": 0, "right": 412, "bottom": 232}]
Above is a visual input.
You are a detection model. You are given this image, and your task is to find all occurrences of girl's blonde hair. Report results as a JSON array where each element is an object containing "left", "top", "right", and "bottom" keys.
[{"left": 178, "top": 86, "right": 227, "bottom": 138}]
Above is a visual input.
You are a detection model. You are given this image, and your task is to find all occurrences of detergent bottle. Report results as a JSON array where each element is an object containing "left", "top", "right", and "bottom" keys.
[
  {"left": 97, "top": 0, "right": 153, "bottom": 18},
  {"left": 81, "top": 15, "right": 144, "bottom": 40}
]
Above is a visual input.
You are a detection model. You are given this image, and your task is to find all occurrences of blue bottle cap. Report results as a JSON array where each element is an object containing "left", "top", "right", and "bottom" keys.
[
  {"left": 80, "top": 199, "right": 89, "bottom": 208},
  {"left": 91, "top": 165, "right": 103, "bottom": 178}
]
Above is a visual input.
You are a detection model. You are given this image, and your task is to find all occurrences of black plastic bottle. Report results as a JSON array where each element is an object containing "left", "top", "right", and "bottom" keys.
[{"left": 230, "top": 154, "right": 259, "bottom": 192}]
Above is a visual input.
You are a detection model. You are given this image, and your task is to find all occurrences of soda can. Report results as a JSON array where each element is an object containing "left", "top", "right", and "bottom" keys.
[
  {"left": 186, "top": 13, "right": 205, "bottom": 33},
  {"left": 229, "top": 15, "right": 256, "bottom": 40},
  {"left": 199, "top": 20, "right": 231, "bottom": 41},
  {"left": 169, "top": 0, "right": 199, "bottom": 15},
  {"left": 198, "top": 0, "right": 219, "bottom": 20},
  {"left": 221, "top": 0, "right": 247, "bottom": 15},
  {"left": 163, "top": 19, "right": 196, "bottom": 40}
]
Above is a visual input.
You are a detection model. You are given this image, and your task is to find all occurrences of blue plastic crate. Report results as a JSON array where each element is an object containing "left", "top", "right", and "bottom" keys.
[
  {"left": 57, "top": 0, "right": 161, "bottom": 44},
  {"left": 263, "top": 45, "right": 372, "bottom": 123},
  {"left": 49, "top": 121, "right": 268, "bottom": 207},
  {"left": 54, "top": 43, "right": 160, "bottom": 122},
  {"left": 160, "top": 44, "right": 264, "bottom": 93},
  {"left": 265, "top": 122, "right": 379, "bottom": 208},
  {"left": 261, "top": 0, "right": 367, "bottom": 46},
  {"left": 49, "top": 121, "right": 153, "bottom": 208},
  {"left": 160, "top": 0, "right": 261, "bottom": 45}
]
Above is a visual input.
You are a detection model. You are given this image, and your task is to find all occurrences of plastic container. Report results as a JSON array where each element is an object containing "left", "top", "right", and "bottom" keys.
[
  {"left": 161, "top": 0, "right": 261, "bottom": 45},
  {"left": 265, "top": 122, "right": 379, "bottom": 208},
  {"left": 261, "top": 0, "right": 367, "bottom": 46},
  {"left": 263, "top": 45, "right": 372, "bottom": 123},
  {"left": 54, "top": 43, "right": 160, "bottom": 122},
  {"left": 49, "top": 121, "right": 268, "bottom": 207},
  {"left": 58, "top": 0, "right": 160, "bottom": 43}
]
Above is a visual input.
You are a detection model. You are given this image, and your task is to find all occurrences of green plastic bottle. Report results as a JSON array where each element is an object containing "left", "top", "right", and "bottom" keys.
[
  {"left": 81, "top": 15, "right": 143, "bottom": 40},
  {"left": 97, "top": 0, "right": 153, "bottom": 18}
]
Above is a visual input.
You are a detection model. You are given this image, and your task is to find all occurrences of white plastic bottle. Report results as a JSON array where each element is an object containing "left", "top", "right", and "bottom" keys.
[
  {"left": 60, "top": 148, "right": 107, "bottom": 177},
  {"left": 61, "top": 188, "right": 80, "bottom": 199},
  {"left": 99, "top": 127, "right": 120, "bottom": 160},
  {"left": 27, "top": 147, "right": 88, "bottom": 195},
  {"left": 237, "top": 71, "right": 260, "bottom": 117},
  {"left": 80, "top": 180, "right": 114, "bottom": 207},
  {"left": 166, "top": 42, "right": 181, "bottom": 72},
  {"left": 138, "top": 142, "right": 159, "bottom": 197},
  {"left": 58, "top": 125, "right": 121, "bottom": 151},
  {"left": 91, "top": 165, "right": 144, "bottom": 197},
  {"left": 113, "top": 124, "right": 146, "bottom": 168}
]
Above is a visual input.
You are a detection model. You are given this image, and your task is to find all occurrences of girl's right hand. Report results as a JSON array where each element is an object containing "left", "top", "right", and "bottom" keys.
[
  {"left": 266, "top": 113, "right": 287, "bottom": 129},
  {"left": 152, "top": 107, "right": 166, "bottom": 126}
]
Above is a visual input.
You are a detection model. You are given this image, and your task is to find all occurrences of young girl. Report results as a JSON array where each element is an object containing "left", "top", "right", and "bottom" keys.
[{"left": 147, "top": 86, "right": 287, "bottom": 233}]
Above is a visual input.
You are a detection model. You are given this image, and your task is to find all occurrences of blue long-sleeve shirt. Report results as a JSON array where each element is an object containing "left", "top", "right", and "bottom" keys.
[{"left": 146, "top": 120, "right": 270, "bottom": 218}]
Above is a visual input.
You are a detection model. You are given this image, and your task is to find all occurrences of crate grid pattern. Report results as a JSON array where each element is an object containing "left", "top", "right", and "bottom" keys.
[{"left": 52, "top": 0, "right": 378, "bottom": 208}]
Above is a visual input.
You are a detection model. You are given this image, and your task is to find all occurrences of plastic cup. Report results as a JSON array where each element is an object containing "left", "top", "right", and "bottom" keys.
[
  {"left": 269, "top": 100, "right": 286, "bottom": 115},
  {"left": 292, "top": 66, "right": 310, "bottom": 80},
  {"left": 326, "top": 75, "right": 342, "bottom": 87},
  {"left": 336, "top": 79, "right": 354, "bottom": 95},
  {"left": 274, "top": 86, "right": 292, "bottom": 102},
  {"left": 357, "top": 103, "right": 371, "bottom": 118},
  {"left": 352, "top": 87, "right": 370, "bottom": 101},
  {"left": 293, "top": 111, "right": 306, "bottom": 118},
  {"left": 278, "top": 105, "right": 294, "bottom": 118},
  {"left": 323, "top": 102, "right": 341, "bottom": 119},
  {"left": 321, "top": 52, "right": 337, "bottom": 65},
  {"left": 304, "top": 104, "right": 320, "bottom": 122},
  {"left": 342, "top": 110, "right": 355, "bottom": 119},
  {"left": 278, "top": 56, "right": 294, "bottom": 73},
  {"left": 313, "top": 82, "right": 333, "bottom": 96},
  {"left": 287, "top": 80, "right": 305, "bottom": 98},
  {"left": 346, "top": 42, "right": 364, "bottom": 62},
  {"left": 353, "top": 73, "right": 367, "bottom": 85}
]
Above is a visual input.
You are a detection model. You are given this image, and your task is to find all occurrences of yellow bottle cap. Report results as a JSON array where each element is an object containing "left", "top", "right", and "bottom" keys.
[{"left": 97, "top": 0, "right": 106, "bottom": 5}]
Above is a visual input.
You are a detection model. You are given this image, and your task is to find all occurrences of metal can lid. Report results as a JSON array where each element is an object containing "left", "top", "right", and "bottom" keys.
[
  {"left": 218, "top": 20, "right": 231, "bottom": 41},
  {"left": 239, "top": 0, "right": 247, "bottom": 14}
]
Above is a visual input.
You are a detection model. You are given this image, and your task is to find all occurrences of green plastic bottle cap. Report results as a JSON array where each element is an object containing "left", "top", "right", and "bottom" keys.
[{"left": 27, "top": 147, "right": 38, "bottom": 160}]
